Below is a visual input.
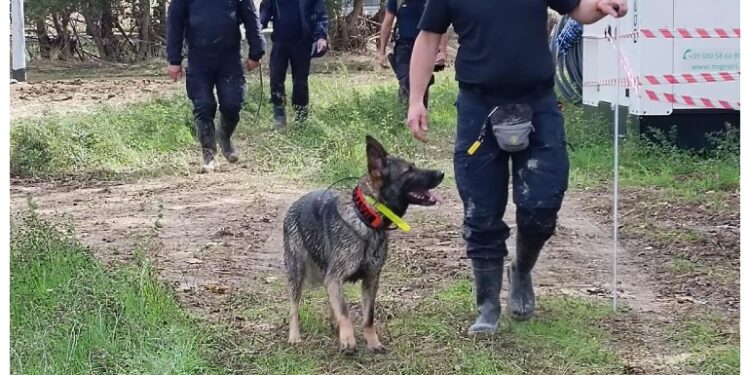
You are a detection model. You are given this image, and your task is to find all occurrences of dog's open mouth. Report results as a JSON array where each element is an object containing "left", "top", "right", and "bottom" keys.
[{"left": 407, "top": 190, "right": 441, "bottom": 206}]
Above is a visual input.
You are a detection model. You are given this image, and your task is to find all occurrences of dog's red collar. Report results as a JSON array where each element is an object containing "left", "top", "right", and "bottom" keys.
[{"left": 352, "top": 186, "right": 384, "bottom": 230}]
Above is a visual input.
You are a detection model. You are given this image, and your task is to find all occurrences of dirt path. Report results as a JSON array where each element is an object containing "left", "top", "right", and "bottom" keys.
[
  {"left": 10, "top": 78, "right": 183, "bottom": 120},
  {"left": 11, "top": 163, "right": 688, "bottom": 371}
]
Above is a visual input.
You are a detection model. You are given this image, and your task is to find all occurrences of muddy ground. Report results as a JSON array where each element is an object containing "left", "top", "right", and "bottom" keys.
[{"left": 9, "top": 67, "right": 739, "bottom": 373}]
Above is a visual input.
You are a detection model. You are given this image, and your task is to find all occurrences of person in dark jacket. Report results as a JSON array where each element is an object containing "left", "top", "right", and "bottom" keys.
[
  {"left": 260, "top": 0, "right": 329, "bottom": 128},
  {"left": 167, "top": 0, "right": 266, "bottom": 173},
  {"left": 407, "top": 0, "right": 627, "bottom": 334},
  {"left": 378, "top": 0, "right": 448, "bottom": 107}
]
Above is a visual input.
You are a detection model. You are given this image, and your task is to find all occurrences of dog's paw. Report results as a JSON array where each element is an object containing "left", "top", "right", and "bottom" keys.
[
  {"left": 288, "top": 334, "right": 302, "bottom": 345},
  {"left": 339, "top": 342, "right": 358, "bottom": 355},
  {"left": 368, "top": 343, "right": 387, "bottom": 353},
  {"left": 338, "top": 335, "right": 358, "bottom": 355}
]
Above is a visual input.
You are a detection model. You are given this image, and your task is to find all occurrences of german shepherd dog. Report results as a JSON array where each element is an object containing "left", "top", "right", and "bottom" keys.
[{"left": 283, "top": 135, "right": 444, "bottom": 353}]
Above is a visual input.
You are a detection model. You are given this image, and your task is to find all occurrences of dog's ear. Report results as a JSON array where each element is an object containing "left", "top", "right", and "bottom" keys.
[{"left": 366, "top": 135, "right": 388, "bottom": 181}]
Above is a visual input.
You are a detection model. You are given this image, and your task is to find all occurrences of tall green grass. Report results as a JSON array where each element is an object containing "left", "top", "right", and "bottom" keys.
[
  {"left": 10, "top": 96, "right": 195, "bottom": 179},
  {"left": 10, "top": 71, "right": 739, "bottom": 201},
  {"left": 10, "top": 209, "right": 220, "bottom": 374}
]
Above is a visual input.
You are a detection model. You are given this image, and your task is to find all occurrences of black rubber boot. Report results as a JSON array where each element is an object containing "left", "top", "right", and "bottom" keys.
[
  {"left": 217, "top": 114, "right": 239, "bottom": 163},
  {"left": 293, "top": 105, "right": 308, "bottom": 123},
  {"left": 468, "top": 257, "right": 504, "bottom": 334},
  {"left": 508, "top": 234, "right": 545, "bottom": 321},
  {"left": 195, "top": 120, "right": 217, "bottom": 173},
  {"left": 273, "top": 104, "right": 287, "bottom": 129}
]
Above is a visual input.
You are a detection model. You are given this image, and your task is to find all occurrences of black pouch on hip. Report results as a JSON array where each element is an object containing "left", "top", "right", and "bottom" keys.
[{"left": 488, "top": 103, "right": 534, "bottom": 152}]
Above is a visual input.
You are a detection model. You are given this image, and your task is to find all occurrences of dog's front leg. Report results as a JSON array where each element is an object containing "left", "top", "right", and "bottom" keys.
[
  {"left": 325, "top": 277, "right": 357, "bottom": 353},
  {"left": 362, "top": 274, "right": 386, "bottom": 352}
]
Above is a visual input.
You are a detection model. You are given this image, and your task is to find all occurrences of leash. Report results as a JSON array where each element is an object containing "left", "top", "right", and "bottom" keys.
[{"left": 254, "top": 62, "right": 263, "bottom": 128}]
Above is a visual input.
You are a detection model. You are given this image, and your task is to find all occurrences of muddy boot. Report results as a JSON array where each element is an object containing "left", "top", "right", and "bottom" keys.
[
  {"left": 508, "top": 234, "right": 544, "bottom": 321},
  {"left": 273, "top": 104, "right": 287, "bottom": 130},
  {"left": 217, "top": 114, "right": 239, "bottom": 163},
  {"left": 195, "top": 119, "right": 217, "bottom": 173},
  {"left": 468, "top": 257, "right": 504, "bottom": 334},
  {"left": 293, "top": 105, "right": 308, "bottom": 123}
]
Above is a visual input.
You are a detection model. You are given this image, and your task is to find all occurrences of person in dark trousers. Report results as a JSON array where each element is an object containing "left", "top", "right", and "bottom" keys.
[
  {"left": 260, "top": 0, "right": 329, "bottom": 129},
  {"left": 167, "top": 0, "right": 266, "bottom": 173},
  {"left": 407, "top": 0, "right": 627, "bottom": 334},
  {"left": 378, "top": 0, "right": 447, "bottom": 107}
]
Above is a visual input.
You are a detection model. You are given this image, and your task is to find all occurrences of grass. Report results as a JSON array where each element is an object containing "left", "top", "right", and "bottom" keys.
[
  {"left": 564, "top": 105, "right": 739, "bottom": 203},
  {"left": 10, "top": 95, "right": 195, "bottom": 179},
  {"left": 9, "top": 66, "right": 740, "bottom": 374},
  {"left": 670, "top": 315, "right": 740, "bottom": 374},
  {"left": 10, "top": 68, "right": 739, "bottom": 205},
  {"left": 10, "top": 208, "right": 220, "bottom": 374},
  {"left": 220, "top": 277, "right": 624, "bottom": 374}
]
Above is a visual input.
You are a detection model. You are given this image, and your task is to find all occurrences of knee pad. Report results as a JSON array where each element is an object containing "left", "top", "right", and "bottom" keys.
[{"left": 516, "top": 208, "right": 558, "bottom": 239}]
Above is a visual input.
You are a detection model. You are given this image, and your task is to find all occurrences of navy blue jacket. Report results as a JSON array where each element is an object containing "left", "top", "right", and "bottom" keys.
[
  {"left": 167, "top": 0, "right": 266, "bottom": 65},
  {"left": 259, "top": 0, "right": 329, "bottom": 41}
]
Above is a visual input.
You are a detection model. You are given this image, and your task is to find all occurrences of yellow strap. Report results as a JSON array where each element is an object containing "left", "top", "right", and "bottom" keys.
[{"left": 365, "top": 196, "right": 412, "bottom": 233}]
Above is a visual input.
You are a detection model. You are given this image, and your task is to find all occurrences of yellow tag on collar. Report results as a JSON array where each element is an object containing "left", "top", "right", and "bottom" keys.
[{"left": 365, "top": 196, "right": 412, "bottom": 233}]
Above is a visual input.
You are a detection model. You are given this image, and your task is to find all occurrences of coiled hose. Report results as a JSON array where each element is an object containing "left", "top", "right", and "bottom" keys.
[{"left": 550, "top": 15, "right": 584, "bottom": 103}]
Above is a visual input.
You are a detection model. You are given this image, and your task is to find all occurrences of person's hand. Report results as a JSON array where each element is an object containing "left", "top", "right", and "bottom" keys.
[
  {"left": 378, "top": 52, "right": 389, "bottom": 68},
  {"left": 597, "top": 0, "right": 627, "bottom": 17},
  {"left": 407, "top": 102, "right": 429, "bottom": 143},
  {"left": 246, "top": 58, "right": 260, "bottom": 71},
  {"left": 167, "top": 64, "right": 183, "bottom": 81},
  {"left": 316, "top": 38, "right": 328, "bottom": 53},
  {"left": 435, "top": 51, "right": 446, "bottom": 66}
]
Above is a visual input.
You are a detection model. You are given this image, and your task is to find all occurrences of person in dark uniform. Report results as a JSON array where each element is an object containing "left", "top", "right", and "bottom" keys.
[
  {"left": 260, "top": 0, "right": 329, "bottom": 129},
  {"left": 406, "top": 0, "right": 627, "bottom": 334},
  {"left": 378, "top": 0, "right": 447, "bottom": 106},
  {"left": 167, "top": 0, "right": 266, "bottom": 173}
]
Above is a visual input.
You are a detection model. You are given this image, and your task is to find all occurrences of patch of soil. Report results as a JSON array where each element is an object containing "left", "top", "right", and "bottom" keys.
[
  {"left": 10, "top": 78, "right": 182, "bottom": 120},
  {"left": 582, "top": 187, "right": 740, "bottom": 320},
  {"left": 10, "top": 169, "right": 724, "bottom": 373}
]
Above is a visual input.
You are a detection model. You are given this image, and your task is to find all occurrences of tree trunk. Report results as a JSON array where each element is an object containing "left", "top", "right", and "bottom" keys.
[
  {"left": 153, "top": 0, "right": 167, "bottom": 40},
  {"left": 59, "top": 12, "right": 72, "bottom": 60},
  {"left": 36, "top": 18, "right": 52, "bottom": 59},
  {"left": 344, "top": 0, "right": 364, "bottom": 39},
  {"left": 100, "top": 2, "right": 118, "bottom": 61},
  {"left": 137, "top": 0, "right": 151, "bottom": 60},
  {"left": 83, "top": 4, "right": 108, "bottom": 59}
]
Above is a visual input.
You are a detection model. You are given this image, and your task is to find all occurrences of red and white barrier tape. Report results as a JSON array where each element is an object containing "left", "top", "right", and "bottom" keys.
[
  {"left": 605, "top": 33, "right": 641, "bottom": 97},
  {"left": 644, "top": 89, "right": 740, "bottom": 110},
  {"left": 589, "top": 29, "right": 741, "bottom": 110},
  {"left": 583, "top": 27, "right": 740, "bottom": 40},
  {"left": 641, "top": 27, "right": 740, "bottom": 39},
  {"left": 582, "top": 71, "right": 741, "bottom": 87}
]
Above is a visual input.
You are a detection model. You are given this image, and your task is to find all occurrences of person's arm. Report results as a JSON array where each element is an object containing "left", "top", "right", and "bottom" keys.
[
  {"left": 406, "top": 0, "right": 450, "bottom": 142},
  {"left": 239, "top": 0, "right": 266, "bottom": 64},
  {"left": 166, "top": 0, "right": 187, "bottom": 66},
  {"left": 379, "top": 0, "right": 398, "bottom": 67},
  {"left": 550, "top": 0, "right": 627, "bottom": 24},
  {"left": 408, "top": 31, "right": 441, "bottom": 107},
  {"left": 378, "top": 11, "right": 396, "bottom": 67},
  {"left": 313, "top": 0, "right": 329, "bottom": 41},
  {"left": 259, "top": 0, "right": 271, "bottom": 29}
]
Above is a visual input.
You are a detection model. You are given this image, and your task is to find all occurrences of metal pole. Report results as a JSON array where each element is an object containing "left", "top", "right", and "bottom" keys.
[
  {"left": 11, "top": 0, "right": 27, "bottom": 82},
  {"left": 612, "top": 20, "right": 621, "bottom": 312}
]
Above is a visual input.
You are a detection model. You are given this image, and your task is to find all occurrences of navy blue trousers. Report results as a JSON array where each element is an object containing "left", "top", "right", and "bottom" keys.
[
  {"left": 453, "top": 88, "right": 569, "bottom": 260},
  {"left": 186, "top": 54, "right": 246, "bottom": 123},
  {"left": 269, "top": 37, "right": 312, "bottom": 106},
  {"left": 392, "top": 38, "right": 433, "bottom": 105}
]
